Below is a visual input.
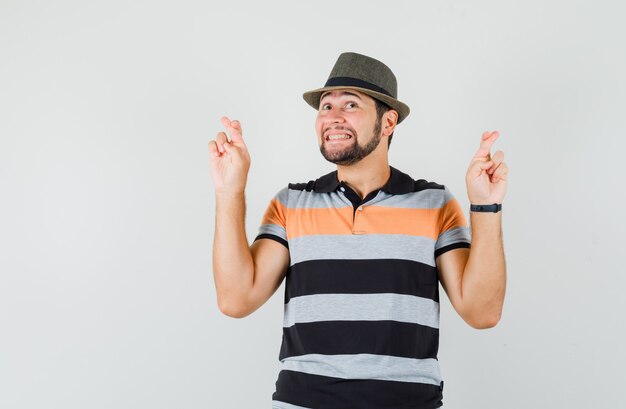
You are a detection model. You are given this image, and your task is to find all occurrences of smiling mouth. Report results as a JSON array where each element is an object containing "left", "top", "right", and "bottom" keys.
[{"left": 325, "top": 133, "right": 352, "bottom": 141}]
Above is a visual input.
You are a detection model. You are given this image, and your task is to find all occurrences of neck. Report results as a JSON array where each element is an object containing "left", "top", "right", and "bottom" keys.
[{"left": 336, "top": 151, "right": 390, "bottom": 199}]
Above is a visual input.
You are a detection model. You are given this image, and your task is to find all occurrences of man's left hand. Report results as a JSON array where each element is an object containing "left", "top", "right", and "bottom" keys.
[{"left": 466, "top": 130, "right": 508, "bottom": 204}]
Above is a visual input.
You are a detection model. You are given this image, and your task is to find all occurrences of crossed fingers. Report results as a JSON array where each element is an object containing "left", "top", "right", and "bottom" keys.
[
  {"left": 210, "top": 116, "right": 246, "bottom": 157},
  {"left": 473, "top": 130, "right": 508, "bottom": 182},
  {"left": 489, "top": 150, "right": 508, "bottom": 182}
]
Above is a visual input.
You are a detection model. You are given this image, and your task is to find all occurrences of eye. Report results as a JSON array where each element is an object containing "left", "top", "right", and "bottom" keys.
[
  {"left": 345, "top": 101, "right": 357, "bottom": 109},
  {"left": 320, "top": 103, "right": 331, "bottom": 110}
]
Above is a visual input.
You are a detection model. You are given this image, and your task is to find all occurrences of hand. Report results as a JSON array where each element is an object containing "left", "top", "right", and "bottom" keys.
[
  {"left": 466, "top": 130, "right": 508, "bottom": 204},
  {"left": 208, "top": 116, "right": 251, "bottom": 194}
]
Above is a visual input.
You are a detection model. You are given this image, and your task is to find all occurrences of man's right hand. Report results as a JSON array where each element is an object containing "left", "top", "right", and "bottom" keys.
[
  {"left": 208, "top": 116, "right": 251, "bottom": 194},
  {"left": 209, "top": 116, "right": 289, "bottom": 319}
]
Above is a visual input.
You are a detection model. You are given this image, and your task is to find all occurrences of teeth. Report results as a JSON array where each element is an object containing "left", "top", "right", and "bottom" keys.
[{"left": 328, "top": 134, "right": 350, "bottom": 140}]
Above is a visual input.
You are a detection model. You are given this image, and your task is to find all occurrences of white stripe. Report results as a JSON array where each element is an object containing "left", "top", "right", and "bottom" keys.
[
  {"left": 435, "top": 226, "right": 471, "bottom": 250},
  {"left": 283, "top": 293, "right": 439, "bottom": 329},
  {"left": 272, "top": 400, "right": 312, "bottom": 409},
  {"left": 289, "top": 234, "right": 437, "bottom": 267},
  {"left": 279, "top": 189, "right": 447, "bottom": 210},
  {"left": 281, "top": 353, "right": 442, "bottom": 386},
  {"left": 258, "top": 223, "right": 287, "bottom": 241}
]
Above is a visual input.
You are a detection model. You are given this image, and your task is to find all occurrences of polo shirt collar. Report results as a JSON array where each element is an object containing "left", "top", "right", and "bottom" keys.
[{"left": 313, "top": 165, "right": 414, "bottom": 195}]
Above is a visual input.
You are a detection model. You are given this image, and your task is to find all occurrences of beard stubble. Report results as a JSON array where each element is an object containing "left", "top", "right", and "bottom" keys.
[{"left": 319, "top": 115, "right": 383, "bottom": 166}]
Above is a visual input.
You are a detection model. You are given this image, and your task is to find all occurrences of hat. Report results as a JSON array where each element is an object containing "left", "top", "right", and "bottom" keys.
[{"left": 303, "top": 52, "right": 410, "bottom": 124}]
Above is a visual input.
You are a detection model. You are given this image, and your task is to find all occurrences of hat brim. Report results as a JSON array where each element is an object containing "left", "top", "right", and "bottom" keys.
[{"left": 302, "top": 85, "right": 410, "bottom": 124}]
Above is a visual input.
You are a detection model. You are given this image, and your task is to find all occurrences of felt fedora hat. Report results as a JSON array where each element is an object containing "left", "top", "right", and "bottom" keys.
[{"left": 303, "top": 52, "right": 410, "bottom": 124}]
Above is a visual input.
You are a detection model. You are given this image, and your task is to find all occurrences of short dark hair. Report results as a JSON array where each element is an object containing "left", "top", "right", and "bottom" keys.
[{"left": 374, "top": 99, "right": 394, "bottom": 148}]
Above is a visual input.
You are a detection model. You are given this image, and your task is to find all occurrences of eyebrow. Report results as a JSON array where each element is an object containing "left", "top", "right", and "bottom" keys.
[{"left": 320, "top": 91, "right": 363, "bottom": 102}]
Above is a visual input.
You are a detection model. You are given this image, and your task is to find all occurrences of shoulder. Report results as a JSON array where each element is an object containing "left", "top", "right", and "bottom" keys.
[
  {"left": 267, "top": 170, "right": 333, "bottom": 208},
  {"left": 389, "top": 166, "right": 445, "bottom": 193},
  {"left": 286, "top": 168, "right": 338, "bottom": 193},
  {"left": 287, "top": 180, "right": 317, "bottom": 192},
  {"left": 412, "top": 178, "right": 445, "bottom": 192}
]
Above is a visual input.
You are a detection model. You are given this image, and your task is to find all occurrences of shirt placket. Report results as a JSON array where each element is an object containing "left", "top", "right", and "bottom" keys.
[{"left": 338, "top": 183, "right": 373, "bottom": 235}]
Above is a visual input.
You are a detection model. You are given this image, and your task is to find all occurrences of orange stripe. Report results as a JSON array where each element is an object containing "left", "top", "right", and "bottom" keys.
[
  {"left": 285, "top": 206, "right": 443, "bottom": 239},
  {"left": 260, "top": 198, "right": 287, "bottom": 227},
  {"left": 262, "top": 197, "right": 468, "bottom": 239},
  {"left": 440, "top": 198, "right": 468, "bottom": 233},
  {"left": 285, "top": 206, "right": 355, "bottom": 238},
  {"left": 354, "top": 206, "right": 441, "bottom": 238}
]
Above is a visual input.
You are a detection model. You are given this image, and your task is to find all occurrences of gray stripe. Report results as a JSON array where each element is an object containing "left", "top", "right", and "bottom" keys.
[
  {"left": 284, "top": 293, "right": 440, "bottom": 329},
  {"left": 258, "top": 223, "right": 287, "bottom": 241},
  {"left": 280, "top": 188, "right": 447, "bottom": 210},
  {"left": 364, "top": 190, "right": 445, "bottom": 209},
  {"left": 283, "top": 189, "right": 352, "bottom": 209},
  {"left": 289, "top": 234, "right": 436, "bottom": 267},
  {"left": 442, "top": 186, "right": 455, "bottom": 205},
  {"left": 272, "top": 401, "right": 312, "bottom": 409},
  {"left": 281, "top": 353, "right": 442, "bottom": 386},
  {"left": 274, "top": 186, "right": 291, "bottom": 207},
  {"left": 435, "top": 226, "right": 471, "bottom": 250}
]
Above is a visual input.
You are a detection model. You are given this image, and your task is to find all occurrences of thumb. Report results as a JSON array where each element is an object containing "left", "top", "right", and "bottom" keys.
[{"left": 222, "top": 141, "right": 239, "bottom": 156}]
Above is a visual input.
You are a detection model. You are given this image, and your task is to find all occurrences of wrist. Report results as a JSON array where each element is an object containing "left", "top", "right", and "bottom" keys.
[
  {"left": 216, "top": 189, "right": 246, "bottom": 201},
  {"left": 470, "top": 203, "right": 502, "bottom": 213}
]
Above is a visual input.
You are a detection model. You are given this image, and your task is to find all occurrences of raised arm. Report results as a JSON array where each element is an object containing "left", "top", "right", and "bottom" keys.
[
  {"left": 209, "top": 117, "right": 289, "bottom": 318},
  {"left": 437, "top": 130, "right": 508, "bottom": 329}
]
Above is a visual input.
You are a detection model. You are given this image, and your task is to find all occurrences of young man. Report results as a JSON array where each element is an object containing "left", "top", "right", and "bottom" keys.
[{"left": 209, "top": 52, "right": 508, "bottom": 409}]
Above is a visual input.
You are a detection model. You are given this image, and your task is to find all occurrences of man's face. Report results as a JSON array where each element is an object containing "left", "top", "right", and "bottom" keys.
[{"left": 316, "top": 89, "right": 383, "bottom": 166}]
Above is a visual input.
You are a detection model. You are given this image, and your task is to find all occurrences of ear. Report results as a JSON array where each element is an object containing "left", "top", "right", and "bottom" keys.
[{"left": 383, "top": 110, "right": 398, "bottom": 136}]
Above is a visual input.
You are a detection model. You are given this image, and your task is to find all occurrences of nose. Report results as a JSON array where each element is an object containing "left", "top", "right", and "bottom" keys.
[{"left": 321, "top": 106, "right": 346, "bottom": 127}]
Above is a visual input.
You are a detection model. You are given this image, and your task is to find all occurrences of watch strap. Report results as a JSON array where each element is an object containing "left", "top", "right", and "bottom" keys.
[{"left": 470, "top": 203, "right": 502, "bottom": 213}]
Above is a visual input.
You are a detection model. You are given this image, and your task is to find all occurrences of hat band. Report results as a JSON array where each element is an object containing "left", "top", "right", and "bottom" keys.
[{"left": 324, "top": 77, "right": 393, "bottom": 98}]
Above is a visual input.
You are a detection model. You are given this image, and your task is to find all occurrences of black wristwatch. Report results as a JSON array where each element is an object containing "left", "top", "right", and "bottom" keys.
[{"left": 470, "top": 203, "right": 502, "bottom": 213}]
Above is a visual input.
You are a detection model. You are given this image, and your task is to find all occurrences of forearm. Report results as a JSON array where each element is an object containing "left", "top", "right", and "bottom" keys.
[
  {"left": 461, "top": 211, "right": 506, "bottom": 327},
  {"left": 213, "top": 191, "right": 255, "bottom": 314}
]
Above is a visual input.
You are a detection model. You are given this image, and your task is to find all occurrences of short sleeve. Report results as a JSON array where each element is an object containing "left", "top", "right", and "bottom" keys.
[
  {"left": 253, "top": 186, "right": 289, "bottom": 249},
  {"left": 434, "top": 186, "right": 471, "bottom": 258}
]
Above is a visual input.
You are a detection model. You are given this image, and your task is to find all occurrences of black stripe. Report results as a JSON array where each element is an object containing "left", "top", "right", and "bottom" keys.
[
  {"left": 285, "top": 259, "right": 439, "bottom": 303},
  {"left": 273, "top": 370, "right": 443, "bottom": 409},
  {"left": 279, "top": 320, "right": 439, "bottom": 360},
  {"left": 325, "top": 77, "right": 394, "bottom": 97},
  {"left": 253, "top": 234, "right": 288, "bottom": 249},
  {"left": 434, "top": 242, "right": 470, "bottom": 259}
]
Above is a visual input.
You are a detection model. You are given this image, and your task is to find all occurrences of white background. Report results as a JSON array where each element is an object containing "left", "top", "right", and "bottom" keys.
[{"left": 1, "top": 0, "right": 625, "bottom": 407}]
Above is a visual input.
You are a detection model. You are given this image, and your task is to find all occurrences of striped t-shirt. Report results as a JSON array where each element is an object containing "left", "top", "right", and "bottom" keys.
[{"left": 254, "top": 166, "right": 471, "bottom": 409}]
